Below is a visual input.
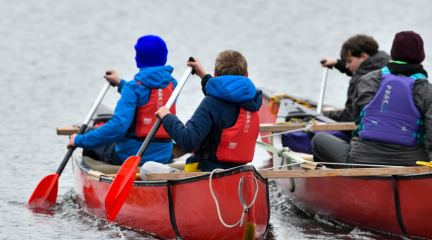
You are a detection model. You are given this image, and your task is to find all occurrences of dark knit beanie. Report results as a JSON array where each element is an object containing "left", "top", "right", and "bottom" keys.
[
  {"left": 135, "top": 35, "right": 168, "bottom": 68},
  {"left": 390, "top": 31, "right": 425, "bottom": 64}
]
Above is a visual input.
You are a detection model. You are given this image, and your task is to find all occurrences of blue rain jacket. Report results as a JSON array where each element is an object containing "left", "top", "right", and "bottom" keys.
[
  {"left": 75, "top": 66, "right": 177, "bottom": 165},
  {"left": 162, "top": 74, "right": 262, "bottom": 152}
]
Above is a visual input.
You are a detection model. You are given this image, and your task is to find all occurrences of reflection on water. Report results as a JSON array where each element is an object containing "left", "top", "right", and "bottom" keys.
[{"left": 1, "top": 0, "right": 431, "bottom": 239}]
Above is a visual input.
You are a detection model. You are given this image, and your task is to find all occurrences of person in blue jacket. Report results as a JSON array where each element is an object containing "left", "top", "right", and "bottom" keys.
[
  {"left": 67, "top": 35, "right": 176, "bottom": 166},
  {"left": 154, "top": 50, "right": 262, "bottom": 172}
]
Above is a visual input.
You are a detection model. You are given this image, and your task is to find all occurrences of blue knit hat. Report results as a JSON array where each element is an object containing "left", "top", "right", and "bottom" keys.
[{"left": 135, "top": 35, "right": 168, "bottom": 68}]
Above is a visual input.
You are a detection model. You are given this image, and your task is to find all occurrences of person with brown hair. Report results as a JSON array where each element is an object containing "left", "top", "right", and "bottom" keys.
[
  {"left": 312, "top": 31, "right": 432, "bottom": 168},
  {"left": 320, "top": 34, "right": 390, "bottom": 122},
  {"left": 152, "top": 50, "right": 262, "bottom": 172}
]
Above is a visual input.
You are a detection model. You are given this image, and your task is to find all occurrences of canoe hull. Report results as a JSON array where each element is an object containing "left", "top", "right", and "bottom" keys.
[
  {"left": 72, "top": 150, "right": 270, "bottom": 240},
  {"left": 274, "top": 165, "right": 432, "bottom": 238},
  {"left": 259, "top": 89, "right": 432, "bottom": 238}
]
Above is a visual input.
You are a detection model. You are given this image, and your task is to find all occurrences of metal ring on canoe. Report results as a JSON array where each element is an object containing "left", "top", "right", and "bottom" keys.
[{"left": 209, "top": 169, "right": 259, "bottom": 228}]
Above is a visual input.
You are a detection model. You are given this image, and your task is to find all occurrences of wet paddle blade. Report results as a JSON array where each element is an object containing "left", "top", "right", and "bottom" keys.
[
  {"left": 26, "top": 174, "right": 59, "bottom": 208},
  {"left": 105, "top": 155, "right": 141, "bottom": 222}
]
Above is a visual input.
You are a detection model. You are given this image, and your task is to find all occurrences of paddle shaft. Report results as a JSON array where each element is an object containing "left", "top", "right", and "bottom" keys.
[
  {"left": 27, "top": 76, "right": 112, "bottom": 208},
  {"left": 316, "top": 66, "right": 329, "bottom": 114},
  {"left": 104, "top": 57, "right": 195, "bottom": 222},
  {"left": 57, "top": 81, "right": 111, "bottom": 175},
  {"left": 136, "top": 58, "right": 195, "bottom": 158}
]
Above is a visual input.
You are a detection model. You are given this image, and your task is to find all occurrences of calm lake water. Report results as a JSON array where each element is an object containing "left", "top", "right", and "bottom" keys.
[{"left": 1, "top": 0, "right": 431, "bottom": 239}]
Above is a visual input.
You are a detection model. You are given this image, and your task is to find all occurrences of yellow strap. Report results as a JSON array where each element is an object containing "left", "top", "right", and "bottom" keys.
[
  {"left": 184, "top": 162, "right": 202, "bottom": 172},
  {"left": 242, "top": 222, "right": 256, "bottom": 240},
  {"left": 416, "top": 161, "right": 432, "bottom": 168}
]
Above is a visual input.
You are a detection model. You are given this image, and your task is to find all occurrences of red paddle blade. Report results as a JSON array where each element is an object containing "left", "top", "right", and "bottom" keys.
[
  {"left": 105, "top": 156, "right": 141, "bottom": 222},
  {"left": 26, "top": 173, "right": 59, "bottom": 208}
]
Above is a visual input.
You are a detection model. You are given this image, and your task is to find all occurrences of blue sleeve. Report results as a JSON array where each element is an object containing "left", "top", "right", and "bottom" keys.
[
  {"left": 74, "top": 83, "right": 140, "bottom": 149},
  {"left": 118, "top": 79, "right": 127, "bottom": 93},
  {"left": 161, "top": 97, "right": 213, "bottom": 151}
]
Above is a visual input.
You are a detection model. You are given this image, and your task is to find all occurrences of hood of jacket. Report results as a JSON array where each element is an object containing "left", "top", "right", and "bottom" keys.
[
  {"left": 134, "top": 65, "right": 174, "bottom": 88},
  {"left": 206, "top": 75, "right": 262, "bottom": 111},
  {"left": 356, "top": 51, "right": 391, "bottom": 76}
]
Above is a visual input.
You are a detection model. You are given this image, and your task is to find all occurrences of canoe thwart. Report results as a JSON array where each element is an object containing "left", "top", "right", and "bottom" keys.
[
  {"left": 57, "top": 126, "right": 80, "bottom": 135},
  {"left": 59, "top": 122, "right": 357, "bottom": 135},
  {"left": 88, "top": 170, "right": 105, "bottom": 181}
]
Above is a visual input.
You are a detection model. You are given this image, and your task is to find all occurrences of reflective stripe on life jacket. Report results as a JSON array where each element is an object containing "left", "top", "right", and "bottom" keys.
[
  {"left": 354, "top": 67, "right": 426, "bottom": 146},
  {"left": 126, "top": 81, "right": 176, "bottom": 140},
  {"left": 196, "top": 108, "right": 260, "bottom": 165}
]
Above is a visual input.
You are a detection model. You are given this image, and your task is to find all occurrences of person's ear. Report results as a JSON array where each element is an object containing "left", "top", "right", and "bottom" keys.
[
  {"left": 214, "top": 71, "right": 218, "bottom": 77},
  {"left": 361, "top": 52, "right": 370, "bottom": 59},
  {"left": 245, "top": 72, "right": 249, "bottom": 77}
]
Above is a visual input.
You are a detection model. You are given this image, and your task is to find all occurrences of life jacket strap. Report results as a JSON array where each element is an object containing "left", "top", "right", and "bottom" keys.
[
  {"left": 381, "top": 66, "right": 427, "bottom": 80},
  {"left": 381, "top": 66, "right": 391, "bottom": 75}
]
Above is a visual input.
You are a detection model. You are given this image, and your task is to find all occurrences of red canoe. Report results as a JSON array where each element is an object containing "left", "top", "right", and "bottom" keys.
[
  {"left": 72, "top": 149, "right": 270, "bottom": 240},
  {"left": 259, "top": 89, "right": 432, "bottom": 239}
]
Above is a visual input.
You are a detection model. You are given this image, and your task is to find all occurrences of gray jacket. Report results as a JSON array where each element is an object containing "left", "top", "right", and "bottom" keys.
[
  {"left": 324, "top": 51, "right": 390, "bottom": 122},
  {"left": 350, "top": 70, "right": 432, "bottom": 166}
]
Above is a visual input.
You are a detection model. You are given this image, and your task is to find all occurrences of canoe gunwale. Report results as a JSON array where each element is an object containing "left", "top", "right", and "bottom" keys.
[
  {"left": 73, "top": 148, "right": 267, "bottom": 187},
  {"left": 347, "top": 171, "right": 432, "bottom": 181}
]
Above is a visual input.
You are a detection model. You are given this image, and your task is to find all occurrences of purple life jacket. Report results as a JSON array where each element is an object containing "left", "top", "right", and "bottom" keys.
[{"left": 356, "top": 67, "right": 426, "bottom": 146}]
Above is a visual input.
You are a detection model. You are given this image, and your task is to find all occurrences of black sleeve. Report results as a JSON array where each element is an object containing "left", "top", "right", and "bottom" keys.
[{"left": 334, "top": 59, "right": 353, "bottom": 77}]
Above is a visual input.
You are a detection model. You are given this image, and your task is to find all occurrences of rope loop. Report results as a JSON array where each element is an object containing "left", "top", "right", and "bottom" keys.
[{"left": 209, "top": 169, "right": 259, "bottom": 228}]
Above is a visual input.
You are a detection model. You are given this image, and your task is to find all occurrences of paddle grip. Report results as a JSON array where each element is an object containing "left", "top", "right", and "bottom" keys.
[
  {"left": 189, "top": 56, "right": 196, "bottom": 75},
  {"left": 105, "top": 71, "right": 115, "bottom": 87},
  {"left": 320, "top": 59, "right": 333, "bottom": 69}
]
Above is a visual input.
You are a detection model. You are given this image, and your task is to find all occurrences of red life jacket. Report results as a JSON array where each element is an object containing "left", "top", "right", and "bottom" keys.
[
  {"left": 127, "top": 81, "right": 176, "bottom": 140},
  {"left": 196, "top": 108, "right": 260, "bottom": 165}
]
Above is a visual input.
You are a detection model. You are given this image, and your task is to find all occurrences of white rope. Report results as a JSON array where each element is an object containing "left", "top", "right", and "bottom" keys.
[
  {"left": 260, "top": 120, "right": 314, "bottom": 138},
  {"left": 209, "top": 169, "right": 259, "bottom": 228}
]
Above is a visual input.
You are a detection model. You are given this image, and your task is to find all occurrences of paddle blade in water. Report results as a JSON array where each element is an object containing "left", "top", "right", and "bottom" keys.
[
  {"left": 26, "top": 173, "right": 59, "bottom": 208},
  {"left": 105, "top": 155, "right": 141, "bottom": 222}
]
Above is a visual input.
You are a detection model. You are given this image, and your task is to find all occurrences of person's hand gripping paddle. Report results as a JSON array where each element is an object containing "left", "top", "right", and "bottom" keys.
[
  {"left": 26, "top": 74, "right": 112, "bottom": 208},
  {"left": 104, "top": 57, "right": 195, "bottom": 222}
]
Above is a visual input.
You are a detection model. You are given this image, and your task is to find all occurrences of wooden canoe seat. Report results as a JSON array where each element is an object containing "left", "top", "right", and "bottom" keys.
[{"left": 83, "top": 157, "right": 132, "bottom": 174}]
